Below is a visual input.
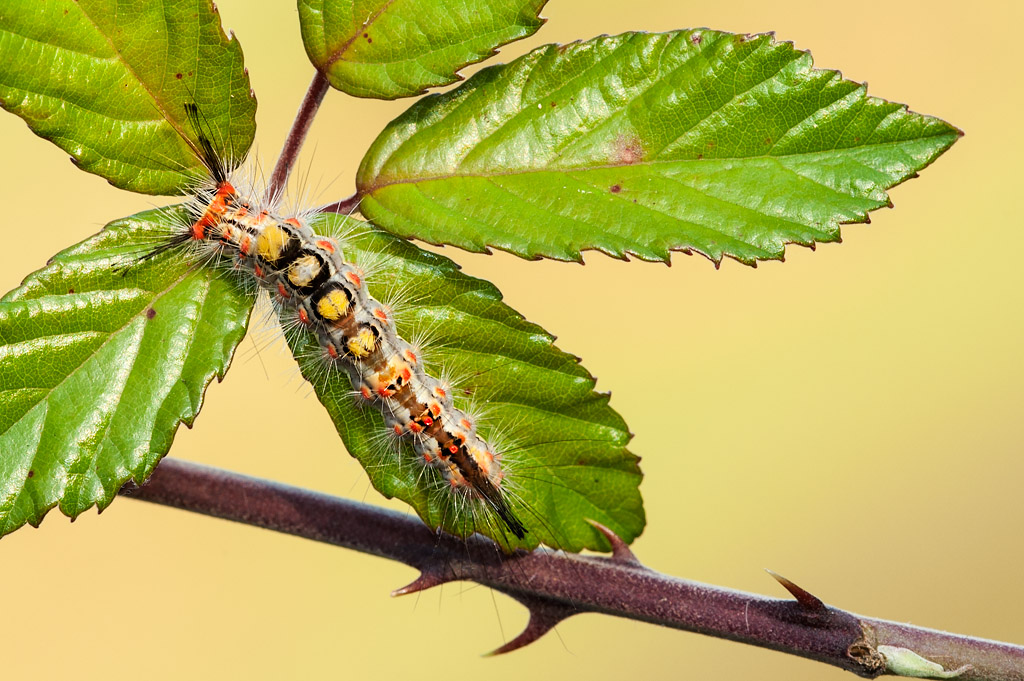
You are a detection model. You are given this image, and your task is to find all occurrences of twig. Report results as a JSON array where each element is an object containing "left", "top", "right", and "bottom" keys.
[
  {"left": 320, "top": 192, "right": 363, "bottom": 216},
  {"left": 265, "top": 71, "right": 330, "bottom": 203},
  {"left": 120, "top": 459, "right": 1024, "bottom": 680}
]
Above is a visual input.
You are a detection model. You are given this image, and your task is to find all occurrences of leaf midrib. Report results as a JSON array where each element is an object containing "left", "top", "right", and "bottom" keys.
[
  {"left": 73, "top": 0, "right": 197, "bottom": 162},
  {"left": 361, "top": 132, "right": 954, "bottom": 195},
  {"left": 323, "top": 0, "right": 400, "bottom": 70}
]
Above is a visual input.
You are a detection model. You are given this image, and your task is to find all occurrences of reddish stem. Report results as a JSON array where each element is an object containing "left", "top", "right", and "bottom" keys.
[
  {"left": 320, "top": 192, "right": 363, "bottom": 216},
  {"left": 266, "top": 71, "right": 330, "bottom": 203},
  {"left": 120, "top": 459, "right": 1024, "bottom": 680}
]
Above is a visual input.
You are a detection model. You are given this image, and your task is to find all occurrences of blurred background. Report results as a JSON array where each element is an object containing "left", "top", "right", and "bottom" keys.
[{"left": 1, "top": 1, "right": 1020, "bottom": 679}]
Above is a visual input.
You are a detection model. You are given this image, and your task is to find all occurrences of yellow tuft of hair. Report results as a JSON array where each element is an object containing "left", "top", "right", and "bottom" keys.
[
  {"left": 256, "top": 224, "right": 290, "bottom": 262},
  {"left": 347, "top": 329, "right": 377, "bottom": 358},
  {"left": 317, "top": 289, "right": 349, "bottom": 321}
]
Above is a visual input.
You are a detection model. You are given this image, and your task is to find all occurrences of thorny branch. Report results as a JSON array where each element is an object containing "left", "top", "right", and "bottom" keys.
[{"left": 120, "top": 459, "right": 1024, "bottom": 681}]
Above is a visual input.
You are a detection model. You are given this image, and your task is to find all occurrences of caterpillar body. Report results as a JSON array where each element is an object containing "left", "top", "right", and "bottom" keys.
[{"left": 151, "top": 106, "right": 528, "bottom": 540}]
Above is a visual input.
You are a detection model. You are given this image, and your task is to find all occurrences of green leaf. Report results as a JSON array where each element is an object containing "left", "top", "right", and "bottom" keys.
[
  {"left": 0, "top": 209, "right": 254, "bottom": 537},
  {"left": 288, "top": 213, "right": 644, "bottom": 552},
  {"left": 357, "top": 30, "right": 962, "bottom": 265},
  {"left": 0, "top": 0, "right": 256, "bottom": 195},
  {"left": 298, "top": 0, "right": 547, "bottom": 99}
]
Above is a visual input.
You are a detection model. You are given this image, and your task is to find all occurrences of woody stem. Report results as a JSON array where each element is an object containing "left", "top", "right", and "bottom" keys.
[{"left": 120, "top": 458, "right": 1024, "bottom": 681}]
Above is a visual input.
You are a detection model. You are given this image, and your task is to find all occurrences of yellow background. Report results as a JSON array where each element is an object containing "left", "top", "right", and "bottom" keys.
[{"left": 1, "top": 1, "right": 1020, "bottom": 679}]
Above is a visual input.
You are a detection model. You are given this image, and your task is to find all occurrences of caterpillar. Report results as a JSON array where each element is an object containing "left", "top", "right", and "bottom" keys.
[{"left": 150, "top": 104, "right": 528, "bottom": 540}]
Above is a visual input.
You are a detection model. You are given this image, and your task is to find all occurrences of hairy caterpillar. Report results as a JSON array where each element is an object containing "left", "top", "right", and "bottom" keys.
[{"left": 149, "top": 104, "right": 528, "bottom": 540}]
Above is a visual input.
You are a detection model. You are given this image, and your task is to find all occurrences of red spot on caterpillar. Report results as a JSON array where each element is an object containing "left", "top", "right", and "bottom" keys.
[
  {"left": 373, "top": 308, "right": 388, "bottom": 322},
  {"left": 609, "top": 184, "right": 622, "bottom": 193},
  {"left": 316, "top": 239, "right": 335, "bottom": 253},
  {"left": 422, "top": 416, "right": 434, "bottom": 427},
  {"left": 360, "top": 386, "right": 373, "bottom": 400},
  {"left": 326, "top": 343, "right": 339, "bottom": 359},
  {"left": 345, "top": 271, "right": 361, "bottom": 287},
  {"left": 393, "top": 424, "right": 403, "bottom": 436},
  {"left": 277, "top": 283, "right": 290, "bottom": 299},
  {"left": 284, "top": 217, "right": 301, "bottom": 228},
  {"left": 429, "top": 403, "right": 442, "bottom": 417},
  {"left": 403, "top": 349, "right": 417, "bottom": 364},
  {"left": 612, "top": 134, "right": 644, "bottom": 165},
  {"left": 298, "top": 308, "right": 309, "bottom": 325},
  {"left": 423, "top": 453, "right": 433, "bottom": 463},
  {"left": 401, "top": 367, "right": 412, "bottom": 382},
  {"left": 253, "top": 264, "right": 264, "bottom": 278},
  {"left": 410, "top": 422, "right": 423, "bottom": 433},
  {"left": 448, "top": 444, "right": 459, "bottom": 454},
  {"left": 460, "top": 418, "right": 472, "bottom": 430},
  {"left": 434, "top": 387, "right": 446, "bottom": 399},
  {"left": 239, "top": 235, "right": 251, "bottom": 255}
]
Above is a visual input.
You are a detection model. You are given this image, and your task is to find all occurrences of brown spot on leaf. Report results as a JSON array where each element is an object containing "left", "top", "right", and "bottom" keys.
[
  {"left": 176, "top": 73, "right": 183, "bottom": 79},
  {"left": 146, "top": 308, "right": 157, "bottom": 319},
  {"left": 690, "top": 32, "right": 702, "bottom": 44},
  {"left": 68, "top": 288, "right": 74, "bottom": 294},
  {"left": 27, "top": 470, "right": 34, "bottom": 478},
  {"left": 764, "top": 137, "right": 772, "bottom": 145},
  {"left": 609, "top": 184, "right": 622, "bottom": 193},
  {"left": 612, "top": 134, "right": 644, "bottom": 165}
]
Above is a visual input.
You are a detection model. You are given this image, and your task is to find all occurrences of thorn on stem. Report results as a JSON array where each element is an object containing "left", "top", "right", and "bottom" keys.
[
  {"left": 766, "top": 569, "right": 827, "bottom": 613},
  {"left": 486, "top": 597, "right": 576, "bottom": 656},
  {"left": 585, "top": 519, "right": 641, "bottom": 566},
  {"left": 392, "top": 570, "right": 450, "bottom": 597}
]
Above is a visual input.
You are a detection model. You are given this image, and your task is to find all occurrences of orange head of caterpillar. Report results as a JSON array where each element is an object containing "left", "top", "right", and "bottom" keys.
[{"left": 191, "top": 182, "right": 237, "bottom": 241}]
